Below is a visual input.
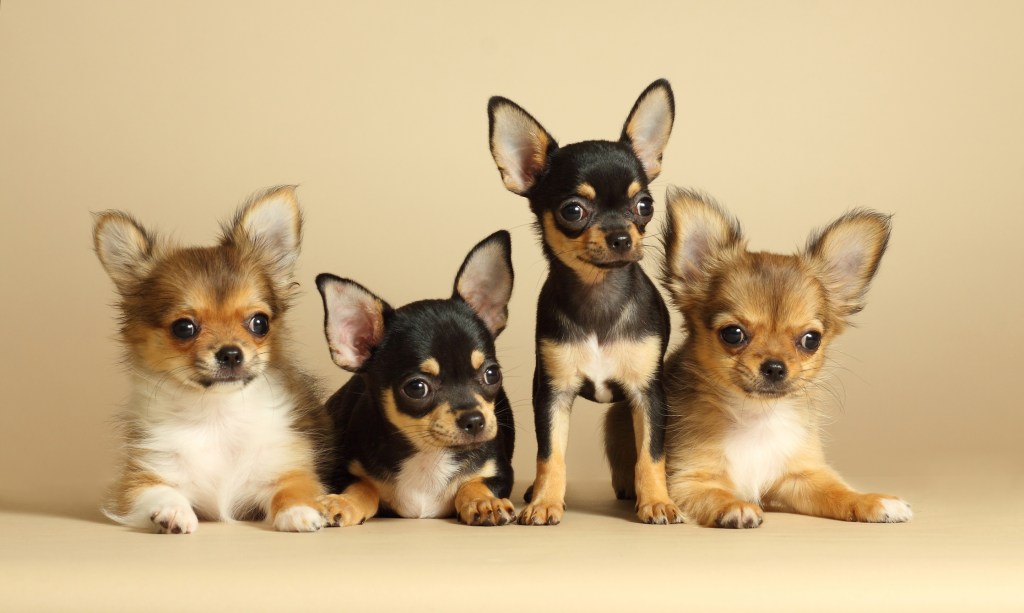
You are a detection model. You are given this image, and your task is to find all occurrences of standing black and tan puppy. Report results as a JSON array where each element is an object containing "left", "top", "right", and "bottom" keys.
[
  {"left": 487, "top": 80, "right": 683, "bottom": 525},
  {"left": 316, "top": 231, "right": 516, "bottom": 526}
]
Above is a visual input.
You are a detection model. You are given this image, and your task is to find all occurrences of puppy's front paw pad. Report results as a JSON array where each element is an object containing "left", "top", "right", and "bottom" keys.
[
  {"left": 518, "top": 501, "right": 565, "bottom": 526},
  {"left": 637, "top": 500, "right": 685, "bottom": 525},
  {"left": 273, "top": 505, "right": 324, "bottom": 532},
  {"left": 149, "top": 504, "right": 198, "bottom": 534},
  {"left": 318, "top": 494, "right": 366, "bottom": 527},
  {"left": 459, "top": 497, "right": 516, "bottom": 526},
  {"left": 714, "top": 502, "right": 763, "bottom": 529}
]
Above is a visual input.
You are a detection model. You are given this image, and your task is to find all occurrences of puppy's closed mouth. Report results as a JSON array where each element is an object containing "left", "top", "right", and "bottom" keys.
[
  {"left": 197, "top": 374, "right": 256, "bottom": 388},
  {"left": 428, "top": 431, "right": 494, "bottom": 450},
  {"left": 742, "top": 387, "right": 793, "bottom": 399},
  {"left": 580, "top": 253, "right": 643, "bottom": 268}
]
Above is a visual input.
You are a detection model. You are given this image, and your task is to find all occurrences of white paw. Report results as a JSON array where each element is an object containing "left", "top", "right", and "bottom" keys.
[
  {"left": 878, "top": 498, "right": 913, "bottom": 523},
  {"left": 273, "top": 505, "right": 324, "bottom": 532},
  {"left": 150, "top": 503, "right": 199, "bottom": 534}
]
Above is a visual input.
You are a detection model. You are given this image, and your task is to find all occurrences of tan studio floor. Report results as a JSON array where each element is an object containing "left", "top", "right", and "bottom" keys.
[{"left": 1, "top": 469, "right": 1021, "bottom": 612}]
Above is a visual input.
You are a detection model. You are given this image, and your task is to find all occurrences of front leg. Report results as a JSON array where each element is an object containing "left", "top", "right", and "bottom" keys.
[
  {"left": 270, "top": 469, "right": 326, "bottom": 532},
  {"left": 520, "top": 356, "right": 575, "bottom": 526},
  {"left": 320, "top": 479, "right": 380, "bottom": 527},
  {"left": 628, "top": 381, "right": 683, "bottom": 525},
  {"left": 108, "top": 465, "right": 198, "bottom": 534},
  {"left": 669, "top": 471, "right": 763, "bottom": 528},
  {"left": 767, "top": 467, "right": 912, "bottom": 523}
]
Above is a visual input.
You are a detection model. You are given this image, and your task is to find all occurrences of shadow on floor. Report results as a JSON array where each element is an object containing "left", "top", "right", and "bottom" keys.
[{"left": 0, "top": 497, "right": 109, "bottom": 525}]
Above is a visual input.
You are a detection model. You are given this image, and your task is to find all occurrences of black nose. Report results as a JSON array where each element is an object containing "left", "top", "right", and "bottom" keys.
[
  {"left": 455, "top": 410, "right": 485, "bottom": 435},
  {"left": 760, "top": 360, "right": 787, "bottom": 382},
  {"left": 605, "top": 231, "right": 633, "bottom": 253},
  {"left": 215, "top": 346, "right": 243, "bottom": 367}
]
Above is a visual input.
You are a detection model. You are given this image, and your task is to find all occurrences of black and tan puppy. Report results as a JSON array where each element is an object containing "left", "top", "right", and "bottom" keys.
[
  {"left": 487, "top": 80, "right": 683, "bottom": 525},
  {"left": 316, "top": 231, "right": 516, "bottom": 526}
]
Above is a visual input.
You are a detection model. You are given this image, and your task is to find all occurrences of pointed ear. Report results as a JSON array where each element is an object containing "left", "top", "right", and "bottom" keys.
[
  {"left": 93, "top": 211, "right": 158, "bottom": 295},
  {"left": 621, "top": 79, "right": 675, "bottom": 181},
  {"left": 805, "top": 210, "right": 891, "bottom": 320},
  {"left": 453, "top": 230, "right": 514, "bottom": 338},
  {"left": 661, "top": 186, "right": 743, "bottom": 308},
  {"left": 316, "top": 274, "right": 391, "bottom": 372},
  {"left": 488, "top": 97, "right": 558, "bottom": 196},
  {"left": 224, "top": 185, "right": 302, "bottom": 283}
]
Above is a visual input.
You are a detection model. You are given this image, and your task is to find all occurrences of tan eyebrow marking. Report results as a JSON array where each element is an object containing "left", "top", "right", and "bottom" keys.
[
  {"left": 627, "top": 181, "right": 642, "bottom": 198},
  {"left": 470, "top": 350, "right": 485, "bottom": 370},
  {"left": 419, "top": 358, "right": 440, "bottom": 377},
  {"left": 576, "top": 183, "right": 597, "bottom": 200}
]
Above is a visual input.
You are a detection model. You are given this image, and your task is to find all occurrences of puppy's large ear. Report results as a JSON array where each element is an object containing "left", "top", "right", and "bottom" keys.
[
  {"left": 93, "top": 211, "right": 158, "bottom": 295},
  {"left": 804, "top": 210, "right": 891, "bottom": 322},
  {"left": 488, "top": 97, "right": 558, "bottom": 196},
  {"left": 316, "top": 274, "right": 392, "bottom": 372},
  {"left": 621, "top": 79, "right": 675, "bottom": 181},
  {"left": 224, "top": 185, "right": 302, "bottom": 285},
  {"left": 453, "top": 230, "right": 514, "bottom": 338},
  {"left": 661, "top": 186, "right": 743, "bottom": 310}
]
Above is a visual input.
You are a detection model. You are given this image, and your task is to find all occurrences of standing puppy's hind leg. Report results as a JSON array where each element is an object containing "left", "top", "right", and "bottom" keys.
[{"left": 604, "top": 402, "right": 637, "bottom": 500}]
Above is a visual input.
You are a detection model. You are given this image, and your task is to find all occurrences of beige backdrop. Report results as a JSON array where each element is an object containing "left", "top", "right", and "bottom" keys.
[{"left": 1, "top": 1, "right": 1022, "bottom": 515}]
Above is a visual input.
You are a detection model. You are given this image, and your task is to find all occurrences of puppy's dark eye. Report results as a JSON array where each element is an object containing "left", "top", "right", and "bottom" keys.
[
  {"left": 720, "top": 325, "right": 747, "bottom": 346},
  {"left": 635, "top": 197, "right": 654, "bottom": 218},
  {"left": 402, "top": 379, "right": 430, "bottom": 400},
  {"left": 171, "top": 319, "right": 198, "bottom": 340},
  {"left": 248, "top": 313, "right": 270, "bottom": 337},
  {"left": 483, "top": 365, "right": 502, "bottom": 386},
  {"left": 559, "top": 200, "right": 588, "bottom": 224},
  {"left": 799, "top": 331, "right": 821, "bottom": 352}
]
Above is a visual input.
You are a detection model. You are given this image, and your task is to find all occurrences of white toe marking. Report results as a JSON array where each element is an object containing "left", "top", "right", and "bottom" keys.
[
  {"left": 273, "top": 505, "right": 324, "bottom": 532},
  {"left": 126, "top": 485, "right": 198, "bottom": 534},
  {"left": 879, "top": 498, "right": 913, "bottom": 523}
]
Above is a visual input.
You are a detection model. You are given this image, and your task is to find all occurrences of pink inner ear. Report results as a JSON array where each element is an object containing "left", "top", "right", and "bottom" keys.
[
  {"left": 461, "top": 288, "right": 507, "bottom": 336},
  {"left": 456, "top": 241, "right": 512, "bottom": 337},
  {"left": 330, "top": 316, "right": 375, "bottom": 369},
  {"left": 324, "top": 284, "right": 384, "bottom": 371}
]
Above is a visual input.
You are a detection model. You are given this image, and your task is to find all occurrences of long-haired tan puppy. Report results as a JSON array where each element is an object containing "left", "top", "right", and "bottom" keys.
[
  {"left": 93, "top": 186, "right": 330, "bottom": 533},
  {"left": 615, "top": 187, "right": 912, "bottom": 528}
]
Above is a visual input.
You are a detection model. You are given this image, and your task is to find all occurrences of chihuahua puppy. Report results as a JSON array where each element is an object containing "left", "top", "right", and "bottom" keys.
[
  {"left": 94, "top": 186, "right": 330, "bottom": 533},
  {"left": 488, "top": 80, "right": 682, "bottom": 525},
  {"left": 629, "top": 187, "right": 912, "bottom": 528},
  {"left": 316, "top": 231, "right": 516, "bottom": 526}
]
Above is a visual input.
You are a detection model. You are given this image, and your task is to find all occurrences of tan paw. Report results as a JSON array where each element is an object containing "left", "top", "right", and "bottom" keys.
[
  {"left": 518, "top": 499, "right": 565, "bottom": 526},
  {"left": 636, "top": 499, "right": 685, "bottom": 525},
  {"left": 318, "top": 494, "right": 368, "bottom": 527},
  {"left": 848, "top": 494, "right": 913, "bottom": 523},
  {"left": 458, "top": 496, "right": 516, "bottom": 526},
  {"left": 713, "top": 501, "right": 764, "bottom": 529},
  {"left": 273, "top": 504, "right": 324, "bottom": 532}
]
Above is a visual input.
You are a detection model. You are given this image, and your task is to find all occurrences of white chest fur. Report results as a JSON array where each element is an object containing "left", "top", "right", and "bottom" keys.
[
  {"left": 386, "top": 448, "right": 461, "bottom": 518},
  {"left": 540, "top": 334, "right": 660, "bottom": 401},
  {"left": 130, "top": 373, "right": 306, "bottom": 520},
  {"left": 723, "top": 397, "right": 807, "bottom": 503}
]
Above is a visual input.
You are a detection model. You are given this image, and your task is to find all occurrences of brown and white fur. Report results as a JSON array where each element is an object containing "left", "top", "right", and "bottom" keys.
[
  {"left": 609, "top": 187, "right": 912, "bottom": 528},
  {"left": 93, "top": 186, "right": 330, "bottom": 533}
]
